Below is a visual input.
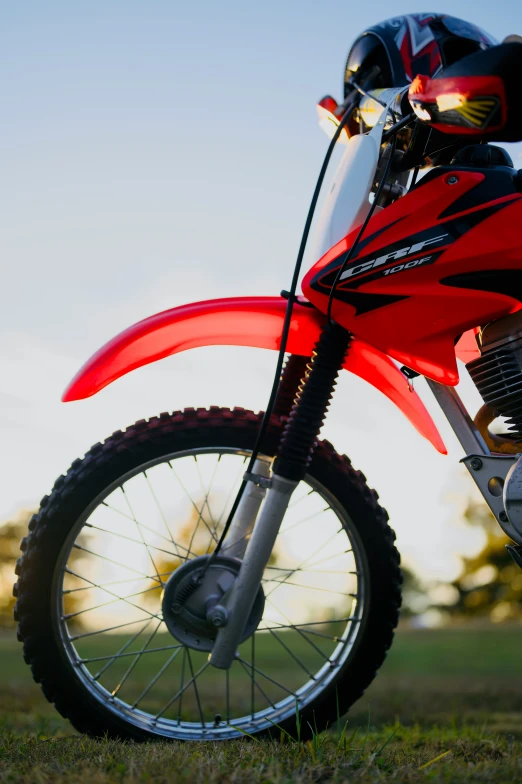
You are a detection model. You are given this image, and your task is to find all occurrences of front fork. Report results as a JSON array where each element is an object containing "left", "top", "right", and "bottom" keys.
[
  {"left": 219, "top": 355, "right": 310, "bottom": 561},
  {"left": 209, "top": 324, "right": 351, "bottom": 669}
]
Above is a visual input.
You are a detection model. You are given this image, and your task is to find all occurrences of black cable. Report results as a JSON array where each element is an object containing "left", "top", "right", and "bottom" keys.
[
  {"left": 349, "top": 80, "right": 405, "bottom": 133},
  {"left": 350, "top": 79, "right": 388, "bottom": 108},
  {"left": 424, "top": 140, "right": 460, "bottom": 160},
  {"left": 382, "top": 112, "right": 415, "bottom": 140},
  {"left": 210, "top": 97, "right": 359, "bottom": 559},
  {"left": 326, "top": 130, "right": 398, "bottom": 325}
]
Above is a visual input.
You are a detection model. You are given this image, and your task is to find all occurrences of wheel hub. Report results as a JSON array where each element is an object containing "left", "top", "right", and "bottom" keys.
[{"left": 161, "top": 555, "right": 265, "bottom": 652}]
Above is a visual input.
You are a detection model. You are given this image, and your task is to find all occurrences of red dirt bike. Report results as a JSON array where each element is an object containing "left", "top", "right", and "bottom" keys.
[{"left": 15, "top": 40, "right": 522, "bottom": 742}]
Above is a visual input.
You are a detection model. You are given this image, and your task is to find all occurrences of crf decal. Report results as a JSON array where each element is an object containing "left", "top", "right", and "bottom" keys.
[
  {"left": 339, "top": 234, "right": 449, "bottom": 281},
  {"left": 310, "top": 199, "right": 517, "bottom": 310}
]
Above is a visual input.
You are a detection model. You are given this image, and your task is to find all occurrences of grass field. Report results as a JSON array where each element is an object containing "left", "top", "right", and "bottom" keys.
[{"left": 2, "top": 625, "right": 522, "bottom": 782}]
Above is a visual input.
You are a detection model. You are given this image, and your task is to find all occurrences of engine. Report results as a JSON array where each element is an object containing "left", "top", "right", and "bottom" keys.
[{"left": 467, "top": 311, "right": 522, "bottom": 439}]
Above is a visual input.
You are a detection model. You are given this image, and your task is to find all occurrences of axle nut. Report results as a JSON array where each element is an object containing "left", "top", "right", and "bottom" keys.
[{"left": 207, "top": 605, "right": 228, "bottom": 628}]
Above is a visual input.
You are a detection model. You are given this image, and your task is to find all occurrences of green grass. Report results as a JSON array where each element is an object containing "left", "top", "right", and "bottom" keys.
[{"left": 2, "top": 625, "right": 522, "bottom": 782}]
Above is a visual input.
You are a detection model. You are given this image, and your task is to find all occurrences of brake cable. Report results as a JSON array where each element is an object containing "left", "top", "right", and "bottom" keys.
[
  {"left": 212, "top": 99, "right": 402, "bottom": 561},
  {"left": 350, "top": 79, "right": 389, "bottom": 108}
]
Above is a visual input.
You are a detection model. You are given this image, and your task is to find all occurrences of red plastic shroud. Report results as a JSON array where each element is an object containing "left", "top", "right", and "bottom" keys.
[
  {"left": 303, "top": 170, "right": 522, "bottom": 384},
  {"left": 63, "top": 296, "right": 447, "bottom": 454}
]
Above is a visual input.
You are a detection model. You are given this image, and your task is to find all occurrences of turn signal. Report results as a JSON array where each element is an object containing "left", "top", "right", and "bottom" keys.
[{"left": 316, "top": 96, "right": 350, "bottom": 143}]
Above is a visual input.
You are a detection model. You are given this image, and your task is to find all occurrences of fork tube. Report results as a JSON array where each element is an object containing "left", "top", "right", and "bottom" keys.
[
  {"left": 209, "top": 323, "right": 351, "bottom": 669},
  {"left": 221, "top": 356, "right": 311, "bottom": 561},
  {"left": 209, "top": 473, "right": 298, "bottom": 669},
  {"left": 221, "top": 457, "right": 271, "bottom": 559}
]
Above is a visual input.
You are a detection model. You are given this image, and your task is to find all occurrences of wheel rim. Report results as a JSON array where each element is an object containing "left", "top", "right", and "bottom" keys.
[{"left": 53, "top": 447, "right": 368, "bottom": 739}]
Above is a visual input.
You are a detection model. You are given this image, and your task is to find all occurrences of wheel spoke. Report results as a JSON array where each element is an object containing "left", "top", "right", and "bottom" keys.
[
  {"left": 63, "top": 573, "right": 171, "bottom": 594},
  {"left": 225, "top": 667, "right": 230, "bottom": 724},
  {"left": 70, "top": 617, "right": 159, "bottom": 640},
  {"left": 251, "top": 633, "right": 255, "bottom": 718},
  {"left": 268, "top": 629, "right": 315, "bottom": 678},
  {"left": 120, "top": 486, "right": 162, "bottom": 581},
  {"left": 263, "top": 528, "right": 347, "bottom": 600},
  {"left": 168, "top": 461, "right": 219, "bottom": 546},
  {"left": 262, "top": 576, "right": 356, "bottom": 597},
  {"left": 237, "top": 657, "right": 296, "bottom": 697},
  {"left": 155, "top": 660, "right": 210, "bottom": 720},
  {"left": 260, "top": 618, "right": 358, "bottom": 641},
  {"left": 92, "top": 618, "right": 153, "bottom": 681},
  {"left": 238, "top": 658, "right": 276, "bottom": 710},
  {"left": 100, "top": 502, "right": 197, "bottom": 559},
  {"left": 262, "top": 568, "right": 357, "bottom": 578},
  {"left": 265, "top": 597, "right": 332, "bottom": 662},
  {"left": 193, "top": 454, "right": 220, "bottom": 542},
  {"left": 84, "top": 642, "right": 184, "bottom": 665},
  {"left": 142, "top": 472, "right": 185, "bottom": 560},
  {"left": 132, "top": 646, "right": 184, "bottom": 709},
  {"left": 79, "top": 526, "right": 184, "bottom": 568},
  {"left": 71, "top": 544, "right": 163, "bottom": 581},
  {"left": 64, "top": 583, "right": 162, "bottom": 619},
  {"left": 177, "top": 647, "right": 187, "bottom": 724},
  {"left": 287, "top": 488, "right": 315, "bottom": 510},
  {"left": 215, "top": 456, "right": 248, "bottom": 528},
  {"left": 259, "top": 617, "right": 358, "bottom": 632},
  {"left": 279, "top": 505, "right": 331, "bottom": 535},
  {"left": 304, "top": 549, "right": 354, "bottom": 572},
  {"left": 186, "top": 648, "right": 205, "bottom": 726},
  {"left": 63, "top": 569, "right": 162, "bottom": 620},
  {"left": 111, "top": 621, "right": 162, "bottom": 697}
]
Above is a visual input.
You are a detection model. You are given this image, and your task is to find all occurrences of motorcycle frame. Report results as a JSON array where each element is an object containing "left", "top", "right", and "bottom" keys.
[{"left": 425, "top": 380, "right": 519, "bottom": 543}]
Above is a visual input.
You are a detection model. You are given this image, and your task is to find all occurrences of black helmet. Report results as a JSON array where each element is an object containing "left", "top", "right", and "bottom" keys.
[{"left": 343, "top": 14, "right": 497, "bottom": 98}]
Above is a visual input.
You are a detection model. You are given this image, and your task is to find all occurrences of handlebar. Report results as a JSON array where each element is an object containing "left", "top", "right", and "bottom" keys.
[{"left": 358, "top": 87, "right": 409, "bottom": 128}]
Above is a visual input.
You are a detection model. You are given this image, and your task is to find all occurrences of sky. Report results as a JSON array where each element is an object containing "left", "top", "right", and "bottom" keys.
[{"left": 3, "top": 0, "right": 522, "bottom": 582}]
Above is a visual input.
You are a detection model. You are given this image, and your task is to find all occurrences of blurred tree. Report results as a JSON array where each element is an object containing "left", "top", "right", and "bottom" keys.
[
  {"left": 0, "top": 509, "right": 31, "bottom": 627},
  {"left": 0, "top": 509, "right": 86, "bottom": 628},
  {"left": 401, "top": 565, "right": 431, "bottom": 618},
  {"left": 449, "top": 500, "right": 522, "bottom": 622}
]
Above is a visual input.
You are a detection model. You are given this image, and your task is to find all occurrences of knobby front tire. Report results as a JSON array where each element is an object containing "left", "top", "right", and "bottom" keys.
[{"left": 14, "top": 408, "right": 402, "bottom": 741}]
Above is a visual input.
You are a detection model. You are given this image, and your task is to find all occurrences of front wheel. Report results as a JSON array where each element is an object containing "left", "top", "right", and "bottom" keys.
[{"left": 15, "top": 408, "right": 401, "bottom": 741}]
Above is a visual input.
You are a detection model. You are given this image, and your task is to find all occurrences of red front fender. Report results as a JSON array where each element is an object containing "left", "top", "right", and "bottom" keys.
[{"left": 63, "top": 296, "right": 446, "bottom": 454}]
